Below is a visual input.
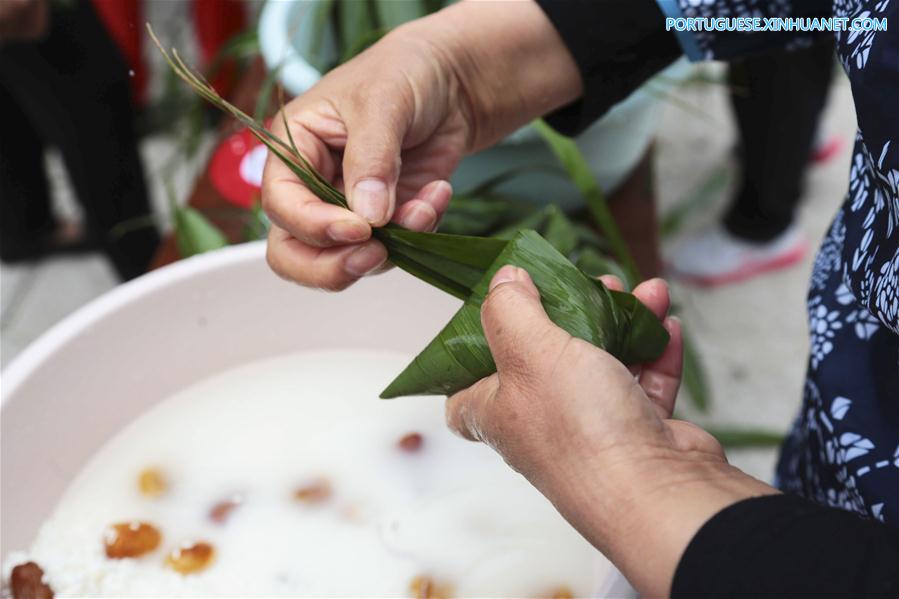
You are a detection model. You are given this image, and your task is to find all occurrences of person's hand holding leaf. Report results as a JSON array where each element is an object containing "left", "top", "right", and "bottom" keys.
[
  {"left": 446, "top": 266, "right": 778, "bottom": 597},
  {"left": 261, "top": 1, "right": 582, "bottom": 290}
]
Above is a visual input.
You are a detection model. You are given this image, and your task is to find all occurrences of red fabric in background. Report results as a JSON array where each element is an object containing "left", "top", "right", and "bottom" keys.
[
  {"left": 91, "top": 0, "right": 247, "bottom": 107},
  {"left": 91, "top": 0, "right": 147, "bottom": 106},
  {"left": 192, "top": 0, "right": 246, "bottom": 95}
]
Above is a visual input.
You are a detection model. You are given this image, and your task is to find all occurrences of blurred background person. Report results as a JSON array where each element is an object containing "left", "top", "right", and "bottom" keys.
[
  {"left": 668, "top": 38, "right": 839, "bottom": 286},
  {"left": 0, "top": 0, "right": 159, "bottom": 280}
]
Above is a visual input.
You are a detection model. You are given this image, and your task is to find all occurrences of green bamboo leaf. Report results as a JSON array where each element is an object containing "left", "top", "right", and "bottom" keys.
[
  {"left": 707, "top": 427, "right": 785, "bottom": 448},
  {"left": 542, "top": 205, "right": 578, "bottom": 257},
  {"left": 575, "top": 247, "right": 629, "bottom": 285},
  {"left": 373, "top": 0, "right": 425, "bottom": 29},
  {"left": 337, "top": 0, "right": 370, "bottom": 46},
  {"left": 243, "top": 201, "right": 270, "bottom": 242},
  {"left": 378, "top": 228, "right": 506, "bottom": 300},
  {"left": 380, "top": 230, "right": 669, "bottom": 398},
  {"left": 682, "top": 329, "right": 711, "bottom": 412},
  {"left": 603, "top": 288, "right": 671, "bottom": 364},
  {"left": 161, "top": 174, "right": 228, "bottom": 257},
  {"left": 532, "top": 120, "right": 642, "bottom": 283},
  {"left": 311, "top": 0, "right": 336, "bottom": 57},
  {"left": 438, "top": 195, "right": 534, "bottom": 236},
  {"left": 110, "top": 214, "right": 166, "bottom": 240},
  {"left": 337, "top": 0, "right": 376, "bottom": 60},
  {"left": 493, "top": 206, "right": 551, "bottom": 240},
  {"left": 174, "top": 206, "right": 229, "bottom": 257},
  {"left": 421, "top": 0, "right": 446, "bottom": 13},
  {"left": 460, "top": 164, "right": 564, "bottom": 197},
  {"left": 206, "top": 29, "right": 260, "bottom": 78},
  {"left": 341, "top": 25, "right": 387, "bottom": 62},
  {"left": 254, "top": 63, "right": 282, "bottom": 122}
]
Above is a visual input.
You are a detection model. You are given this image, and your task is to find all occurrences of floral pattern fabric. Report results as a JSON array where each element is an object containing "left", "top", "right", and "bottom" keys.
[{"left": 670, "top": 0, "right": 899, "bottom": 525}]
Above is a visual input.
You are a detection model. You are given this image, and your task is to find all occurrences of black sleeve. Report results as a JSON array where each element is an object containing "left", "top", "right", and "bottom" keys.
[
  {"left": 535, "top": 0, "right": 682, "bottom": 136},
  {"left": 672, "top": 494, "right": 899, "bottom": 598}
]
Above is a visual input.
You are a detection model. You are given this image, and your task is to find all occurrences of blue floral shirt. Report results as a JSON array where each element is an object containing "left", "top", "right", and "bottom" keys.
[{"left": 659, "top": 0, "right": 899, "bottom": 525}]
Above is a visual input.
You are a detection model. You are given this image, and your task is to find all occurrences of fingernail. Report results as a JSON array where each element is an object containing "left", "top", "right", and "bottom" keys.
[
  {"left": 344, "top": 243, "right": 387, "bottom": 277},
  {"left": 663, "top": 316, "right": 681, "bottom": 337},
  {"left": 352, "top": 179, "right": 389, "bottom": 224},
  {"left": 649, "top": 277, "right": 669, "bottom": 291},
  {"left": 425, "top": 180, "right": 453, "bottom": 204},
  {"left": 327, "top": 220, "right": 370, "bottom": 243},
  {"left": 489, "top": 265, "right": 528, "bottom": 290},
  {"left": 399, "top": 203, "right": 437, "bottom": 231}
]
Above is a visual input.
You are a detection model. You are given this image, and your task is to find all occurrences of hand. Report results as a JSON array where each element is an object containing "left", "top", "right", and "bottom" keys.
[
  {"left": 0, "top": 0, "right": 47, "bottom": 44},
  {"left": 262, "top": 27, "right": 461, "bottom": 290},
  {"left": 262, "top": 1, "right": 581, "bottom": 290},
  {"left": 445, "top": 266, "right": 777, "bottom": 596}
]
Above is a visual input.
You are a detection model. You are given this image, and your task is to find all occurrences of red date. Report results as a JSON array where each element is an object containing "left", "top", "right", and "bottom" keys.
[
  {"left": 165, "top": 541, "right": 215, "bottom": 575},
  {"left": 398, "top": 432, "right": 424, "bottom": 453},
  {"left": 103, "top": 522, "right": 161, "bottom": 559},
  {"left": 9, "top": 562, "right": 53, "bottom": 599},
  {"left": 293, "top": 478, "right": 332, "bottom": 505}
]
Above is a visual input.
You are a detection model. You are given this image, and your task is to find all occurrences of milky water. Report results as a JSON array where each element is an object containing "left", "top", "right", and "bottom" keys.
[{"left": 5, "top": 350, "right": 611, "bottom": 596}]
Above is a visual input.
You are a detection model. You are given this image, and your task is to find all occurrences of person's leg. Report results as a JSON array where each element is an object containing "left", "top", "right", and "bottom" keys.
[
  {"left": 0, "top": 82, "right": 56, "bottom": 261},
  {"left": 724, "top": 37, "right": 837, "bottom": 241},
  {"left": 0, "top": 1, "right": 159, "bottom": 280},
  {"left": 668, "top": 38, "right": 836, "bottom": 286}
]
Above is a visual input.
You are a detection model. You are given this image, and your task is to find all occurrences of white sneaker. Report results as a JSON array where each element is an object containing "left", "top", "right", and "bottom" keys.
[{"left": 666, "top": 225, "right": 808, "bottom": 287}]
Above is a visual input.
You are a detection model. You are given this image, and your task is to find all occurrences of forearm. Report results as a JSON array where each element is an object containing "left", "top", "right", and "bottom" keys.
[
  {"left": 609, "top": 459, "right": 777, "bottom": 597},
  {"left": 537, "top": 445, "right": 777, "bottom": 597},
  {"left": 391, "top": 0, "right": 583, "bottom": 151}
]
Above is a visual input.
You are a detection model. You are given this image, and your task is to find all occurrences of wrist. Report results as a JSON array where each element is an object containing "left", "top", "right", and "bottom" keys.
[
  {"left": 601, "top": 449, "right": 778, "bottom": 597},
  {"left": 397, "top": 0, "right": 582, "bottom": 150},
  {"left": 538, "top": 443, "right": 778, "bottom": 597}
]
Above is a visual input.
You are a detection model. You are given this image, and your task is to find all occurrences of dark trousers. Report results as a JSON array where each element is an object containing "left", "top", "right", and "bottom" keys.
[
  {"left": 724, "top": 37, "right": 836, "bottom": 242},
  {"left": 0, "top": 0, "right": 159, "bottom": 280}
]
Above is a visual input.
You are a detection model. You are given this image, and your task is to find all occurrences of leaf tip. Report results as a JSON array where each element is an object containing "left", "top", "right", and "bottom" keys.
[{"left": 378, "top": 384, "right": 400, "bottom": 400}]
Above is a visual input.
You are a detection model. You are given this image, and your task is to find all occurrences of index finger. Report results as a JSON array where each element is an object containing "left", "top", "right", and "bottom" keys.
[{"left": 261, "top": 109, "right": 372, "bottom": 247}]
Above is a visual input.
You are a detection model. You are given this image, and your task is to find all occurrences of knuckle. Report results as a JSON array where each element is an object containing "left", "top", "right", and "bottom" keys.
[
  {"left": 481, "top": 283, "right": 518, "bottom": 322},
  {"left": 266, "top": 243, "right": 293, "bottom": 283},
  {"left": 292, "top": 202, "right": 328, "bottom": 241},
  {"left": 260, "top": 183, "right": 282, "bottom": 218},
  {"left": 314, "top": 269, "right": 354, "bottom": 292},
  {"left": 444, "top": 392, "right": 469, "bottom": 435},
  {"left": 346, "top": 86, "right": 371, "bottom": 113},
  {"left": 446, "top": 376, "right": 500, "bottom": 442}
]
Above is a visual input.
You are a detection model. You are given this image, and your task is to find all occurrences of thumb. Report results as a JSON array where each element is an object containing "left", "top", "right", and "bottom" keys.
[
  {"left": 481, "top": 266, "right": 568, "bottom": 380},
  {"left": 342, "top": 104, "right": 406, "bottom": 227}
]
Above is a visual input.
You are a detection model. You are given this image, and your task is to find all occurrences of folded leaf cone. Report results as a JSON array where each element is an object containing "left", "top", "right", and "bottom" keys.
[{"left": 379, "top": 229, "right": 669, "bottom": 398}]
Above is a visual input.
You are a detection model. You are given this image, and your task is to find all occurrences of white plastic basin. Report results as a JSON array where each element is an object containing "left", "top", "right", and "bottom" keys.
[{"left": 0, "top": 241, "right": 632, "bottom": 596}]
